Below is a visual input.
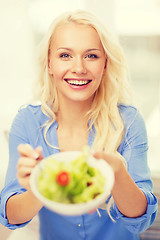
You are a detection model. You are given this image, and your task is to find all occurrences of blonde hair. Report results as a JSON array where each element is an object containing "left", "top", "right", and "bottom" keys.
[{"left": 35, "top": 10, "right": 132, "bottom": 153}]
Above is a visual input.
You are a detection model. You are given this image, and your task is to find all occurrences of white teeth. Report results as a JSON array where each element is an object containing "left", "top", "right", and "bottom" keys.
[{"left": 66, "top": 80, "right": 90, "bottom": 85}]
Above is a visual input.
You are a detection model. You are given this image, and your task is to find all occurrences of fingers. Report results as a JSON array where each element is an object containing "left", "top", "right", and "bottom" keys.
[
  {"left": 18, "top": 144, "right": 40, "bottom": 159},
  {"left": 93, "top": 152, "right": 107, "bottom": 160},
  {"left": 88, "top": 209, "right": 96, "bottom": 214},
  {"left": 93, "top": 151, "right": 123, "bottom": 173},
  {"left": 35, "top": 146, "right": 43, "bottom": 160},
  {"left": 17, "top": 165, "right": 33, "bottom": 178},
  {"left": 17, "top": 144, "right": 43, "bottom": 190},
  {"left": 17, "top": 157, "right": 37, "bottom": 171}
]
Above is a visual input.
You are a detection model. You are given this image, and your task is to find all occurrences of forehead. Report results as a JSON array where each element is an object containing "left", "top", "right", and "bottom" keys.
[{"left": 50, "top": 23, "right": 103, "bottom": 50}]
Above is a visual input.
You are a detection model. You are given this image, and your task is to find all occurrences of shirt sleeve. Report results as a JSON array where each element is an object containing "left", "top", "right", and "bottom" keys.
[
  {"left": 112, "top": 106, "right": 158, "bottom": 233},
  {"left": 0, "top": 179, "right": 30, "bottom": 229},
  {"left": 0, "top": 109, "right": 31, "bottom": 229}
]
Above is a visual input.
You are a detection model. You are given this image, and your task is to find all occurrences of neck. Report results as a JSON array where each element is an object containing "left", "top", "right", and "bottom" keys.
[{"left": 56, "top": 99, "right": 92, "bottom": 130}]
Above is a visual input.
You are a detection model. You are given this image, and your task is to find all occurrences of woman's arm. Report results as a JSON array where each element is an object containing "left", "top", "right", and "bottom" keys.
[
  {"left": 6, "top": 144, "right": 43, "bottom": 225},
  {"left": 94, "top": 152, "right": 147, "bottom": 218},
  {"left": 6, "top": 190, "right": 43, "bottom": 224}
]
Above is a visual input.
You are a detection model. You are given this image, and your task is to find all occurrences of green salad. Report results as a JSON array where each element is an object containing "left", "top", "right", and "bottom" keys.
[{"left": 38, "top": 151, "right": 105, "bottom": 204}]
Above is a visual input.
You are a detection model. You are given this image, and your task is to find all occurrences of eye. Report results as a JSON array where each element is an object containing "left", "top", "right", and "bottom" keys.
[
  {"left": 60, "top": 53, "right": 71, "bottom": 58},
  {"left": 86, "top": 54, "right": 99, "bottom": 59}
]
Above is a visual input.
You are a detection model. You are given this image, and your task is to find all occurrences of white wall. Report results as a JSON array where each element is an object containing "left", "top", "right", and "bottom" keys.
[
  {"left": 85, "top": 0, "right": 115, "bottom": 32},
  {"left": 0, "top": 0, "right": 36, "bottom": 190}
]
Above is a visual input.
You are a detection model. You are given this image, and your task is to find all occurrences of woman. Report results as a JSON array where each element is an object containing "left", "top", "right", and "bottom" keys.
[{"left": 0, "top": 10, "right": 157, "bottom": 240}]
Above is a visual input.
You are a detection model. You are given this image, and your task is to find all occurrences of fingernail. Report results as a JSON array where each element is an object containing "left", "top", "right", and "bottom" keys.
[
  {"left": 32, "top": 152, "right": 39, "bottom": 159},
  {"left": 37, "top": 146, "right": 43, "bottom": 152}
]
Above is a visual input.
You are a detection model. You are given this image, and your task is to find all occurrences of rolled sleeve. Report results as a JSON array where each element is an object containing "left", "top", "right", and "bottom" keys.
[
  {"left": 0, "top": 107, "right": 33, "bottom": 229},
  {"left": 116, "top": 105, "right": 158, "bottom": 233},
  {"left": 0, "top": 179, "right": 30, "bottom": 230},
  {"left": 111, "top": 189, "right": 157, "bottom": 234}
]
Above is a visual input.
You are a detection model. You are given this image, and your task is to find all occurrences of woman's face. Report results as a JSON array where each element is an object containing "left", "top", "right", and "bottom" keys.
[{"left": 48, "top": 22, "right": 106, "bottom": 105}]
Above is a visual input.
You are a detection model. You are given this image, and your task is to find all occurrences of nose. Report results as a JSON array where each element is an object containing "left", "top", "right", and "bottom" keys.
[{"left": 71, "top": 57, "right": 87, "bottom": 74}]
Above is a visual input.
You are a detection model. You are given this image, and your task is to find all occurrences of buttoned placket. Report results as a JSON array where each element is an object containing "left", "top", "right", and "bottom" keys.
[{"left": 77, "top": 216, "right": 86, "bottom": 239}]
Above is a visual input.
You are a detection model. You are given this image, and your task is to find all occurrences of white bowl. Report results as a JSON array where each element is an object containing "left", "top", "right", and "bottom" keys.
[{"left": 30, "top": 151, "right": 114, "bottom": 216}]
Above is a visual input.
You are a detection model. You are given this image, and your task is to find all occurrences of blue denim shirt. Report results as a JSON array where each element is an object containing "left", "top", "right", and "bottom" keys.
[{"left": 0, "top": 104, "right": 157, "bottom": 240}]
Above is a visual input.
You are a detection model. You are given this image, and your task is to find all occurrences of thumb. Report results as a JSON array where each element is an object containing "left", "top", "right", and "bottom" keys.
[{"left": 35, "top": 146, "right": 43, "bottom": 160}]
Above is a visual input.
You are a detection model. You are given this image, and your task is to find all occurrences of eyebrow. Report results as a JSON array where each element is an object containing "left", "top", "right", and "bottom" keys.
[
  {"left": 57, "top": 47, "right": 101, "bottom": 52},
  {"left": 86, "top": 48, "right": 101, "bottom": 52}
]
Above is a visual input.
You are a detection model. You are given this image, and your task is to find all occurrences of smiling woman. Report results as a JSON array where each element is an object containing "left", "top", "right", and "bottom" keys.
[
  {"left": 0, "top": 10, "right": 157, "bottom": 240},
  {"left": 48, "top": 22, "right": 106, "bottom": 106},
  {"left": 36, "top": 11, "right": 132, "bottom": 153}
]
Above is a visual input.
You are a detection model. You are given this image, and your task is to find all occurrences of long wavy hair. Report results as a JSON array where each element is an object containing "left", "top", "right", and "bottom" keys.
[
  {"left": 35, "top": 10, "right": 132, "bottom": 153},
  {"left": 34, "top": 10, "right": 133, "bottom": 219}
]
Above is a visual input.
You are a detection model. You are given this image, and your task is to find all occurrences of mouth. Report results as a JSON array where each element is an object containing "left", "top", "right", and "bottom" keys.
[{"left": 64, "top": 79, "right": 92, "bottom": 86}]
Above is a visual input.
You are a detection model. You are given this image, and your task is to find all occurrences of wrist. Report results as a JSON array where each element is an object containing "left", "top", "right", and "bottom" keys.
[
  {"left": 114, "top": 159, "right": 126, "bottom": 180},
  {"left": 28, "top": 190, "right": 43, "bottom": 208}
]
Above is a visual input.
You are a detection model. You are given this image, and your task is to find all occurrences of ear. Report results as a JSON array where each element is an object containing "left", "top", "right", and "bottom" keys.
[
  {"left": 48, "top": 49, "right": 52, "bottom": 74},
  {"left": 104, "top": 58, "right": 107, "bottom": 69},
  {"left": 102, "top": 59, "right": 107, "bottom": 75}
]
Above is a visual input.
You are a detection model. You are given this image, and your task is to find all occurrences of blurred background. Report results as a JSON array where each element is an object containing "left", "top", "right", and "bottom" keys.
[{"left": 0, "top": 0, "right": 160, "bottom": 239}]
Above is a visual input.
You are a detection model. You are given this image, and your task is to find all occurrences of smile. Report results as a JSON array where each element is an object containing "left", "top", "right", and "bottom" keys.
[{"left": 64, "top": 79, "right": 91, "bottom": 86}]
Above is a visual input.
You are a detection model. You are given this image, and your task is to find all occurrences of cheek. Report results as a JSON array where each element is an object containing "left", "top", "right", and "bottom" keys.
[
  {"left": 51, "top": 62, "right": 68, "bottom": 79},
  {"left": 93, "top": 64, "right": 105, "bottom": 79}
]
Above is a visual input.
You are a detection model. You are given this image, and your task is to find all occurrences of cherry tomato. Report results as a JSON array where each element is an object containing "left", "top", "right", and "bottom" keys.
[
  {"left": 87, "top": 182, "right": 93, "bottom": 187},
  {"left": 56, "top": 171, "right": 70, "bottom": 186}
]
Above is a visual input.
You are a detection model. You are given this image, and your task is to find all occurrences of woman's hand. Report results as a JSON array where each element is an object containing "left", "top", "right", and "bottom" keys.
[
  {"left": 93, "top": 151, "right": 147, "bottom": 218},
  {"left": 93, "top": 151, "right": 124, "bottom": 174},
  {"left": 6, "top": 144, "right": 44, "bottom": 225},
  {"left": 17, "top": 144, "right": 43, "bottom": 190}
]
